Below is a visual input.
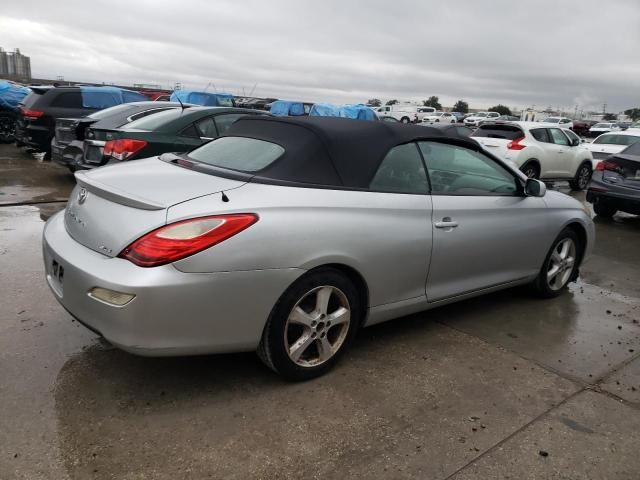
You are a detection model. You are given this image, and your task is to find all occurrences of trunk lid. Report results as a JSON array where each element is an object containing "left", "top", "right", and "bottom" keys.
[
  {"left": 603, "top": 154, "right": 640, "bottom": 191},
  {"left": 65, "top": 157, "right": 246, "bottom": 256}
]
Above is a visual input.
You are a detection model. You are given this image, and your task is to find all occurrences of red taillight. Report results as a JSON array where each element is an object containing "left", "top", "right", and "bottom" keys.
[
  {"left": 20, "top": 107, "right": 44, "bottom": 119},
  {"left": 118, "top": 214, "right": 258, "bottom": 267},
  {"left": 507, "top": 136, "right": 526, "bottom": 150},
  {"left": 595, "top": 160, "right": 618, "bottom": 172},
  {"left": 103, "top": 139, "right": 148, "bottom": 161}
]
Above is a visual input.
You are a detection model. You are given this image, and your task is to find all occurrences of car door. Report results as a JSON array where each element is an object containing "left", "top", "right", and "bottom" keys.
[
  {"left": 367, "top": 143, "right": 433, "bottom": 306},
  {"left": 530, "top": 127, "right": 564, "bottom": 177},
  {"left": 419, "top": 141, "right": 548, "bottom": 302},
  {"left": 548, "top": 128, "right": 573, "bottom": 177}
]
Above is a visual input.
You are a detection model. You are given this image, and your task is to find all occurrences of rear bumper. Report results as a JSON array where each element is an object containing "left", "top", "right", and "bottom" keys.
[
  {"left": 42, "top": 210, "right": 304, "bottom": 356},
  {"left": 15, "top": 122, "right": 52, "bottom": 151},
  {"left": 586, "top": 177, "right": 640, "bottom": 214}
]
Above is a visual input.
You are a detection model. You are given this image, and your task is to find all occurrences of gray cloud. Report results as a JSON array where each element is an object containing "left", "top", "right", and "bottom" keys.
[{"left": 1, "top": 0, "right": 638, "bottom": 112}]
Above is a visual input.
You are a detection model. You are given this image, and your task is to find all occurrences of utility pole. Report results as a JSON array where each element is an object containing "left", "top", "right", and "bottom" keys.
[
  {"left": 602, "top": 103, "right": 607, "bottom": 116},
  {"left": 574, "top": 105, "right": 578, "bottom": 119}
]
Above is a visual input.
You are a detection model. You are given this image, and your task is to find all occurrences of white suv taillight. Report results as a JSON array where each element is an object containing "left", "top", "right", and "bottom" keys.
[{"left": 507, "top": 136, "right": 526, "bottom": 150}]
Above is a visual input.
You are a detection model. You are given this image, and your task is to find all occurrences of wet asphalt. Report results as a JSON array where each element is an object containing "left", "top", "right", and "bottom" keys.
[{"left": 0, "top": 144, "right": 639, "bottom": 479}]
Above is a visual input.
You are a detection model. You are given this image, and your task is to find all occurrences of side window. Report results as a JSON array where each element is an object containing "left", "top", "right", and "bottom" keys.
[
  {"left": 419, "top": 141, "right": 518, "bottom": 196},
  {"left": 530, "top": 128, "right": 550, "bottom": 143},
  {"left": 180, "top": 124, "right": 200, "bottom": 138},
  {"left": 50, "top": 92, "right": 83, "bottom": 108},
  {"left": 195, "top": 117, "right": 218, "bottom": 139},
  {"left": 214, "top": 113, "right": 246, "bottom": 136},
  {"left": 549, "top": 128, "right": 570, "bottom": 146},
  {"left": 369, "top": 143, "right": 429, "bottom": 194}
]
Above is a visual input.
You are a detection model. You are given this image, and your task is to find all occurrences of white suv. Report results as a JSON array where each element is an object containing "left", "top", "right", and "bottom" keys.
[{"left": 471, "top": 121, "right": 594, "bottom": 190}]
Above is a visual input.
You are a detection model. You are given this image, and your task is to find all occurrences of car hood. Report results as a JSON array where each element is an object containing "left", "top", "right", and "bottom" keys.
[{"left": 75, "top": 156, "right": 246, "bottom": 209}]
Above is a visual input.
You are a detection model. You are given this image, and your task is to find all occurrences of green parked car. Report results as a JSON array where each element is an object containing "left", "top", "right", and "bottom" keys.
[{"left": 76, "top": 106, "right": 265, "bottom": 169}]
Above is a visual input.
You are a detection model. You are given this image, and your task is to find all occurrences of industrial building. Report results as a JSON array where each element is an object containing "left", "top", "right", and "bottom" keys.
[{"left": 0, "top": 48, "right": 31, "bottom": 81}]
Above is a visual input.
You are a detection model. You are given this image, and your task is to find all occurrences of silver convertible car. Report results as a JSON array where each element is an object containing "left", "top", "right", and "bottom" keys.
[{"left": 43, "top": 116, "right": 594, "bottom": 380}]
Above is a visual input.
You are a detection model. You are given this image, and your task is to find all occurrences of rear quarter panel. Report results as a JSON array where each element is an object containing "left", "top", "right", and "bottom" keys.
[{"left": 168, "top": 183, "right": 433, "bottom": 308}]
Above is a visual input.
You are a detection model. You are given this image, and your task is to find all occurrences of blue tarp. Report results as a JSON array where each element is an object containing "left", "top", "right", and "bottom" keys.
[
  {"left": 309, "top": 102, "right": 377, "bottom": 121},
  {"left": 270, "top": 100, "right": 306, "bottom": 116},
  {"left": 79, "top": 86, "right": 147, "bottom": 109},
  {"left": 309, "top": 103, "right": 341, "bottom": 118},
  {"left": 170, "top": 90, "right": 235, "bottom": 107},
  {"left": 0, "top": 80, "right": 30, "bottom": 111},
  {"left": 339, "top": 104, "right": 378, "bottom": 121}
]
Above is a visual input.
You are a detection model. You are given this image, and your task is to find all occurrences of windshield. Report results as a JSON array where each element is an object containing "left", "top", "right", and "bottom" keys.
[
  {"left": 475, "top": 113, "right": 487, "bottom": 117},
  {"left": 122, "top": 108, "right": 191, "bottom": 131},
  {"left": 543, "top": 117, "right": 560, "bottom": 123},
  {"left": 431, "top": 112, "right": 443, "bottom": 117},
  {"left": 188, "top": 136, "right": 285, "bottom": 172},
  {"left": 592, "top": 134, "right": 640, "bottom": 146},
  {"left": 592, "top": 123, "right": 612, "bottom": 128}
]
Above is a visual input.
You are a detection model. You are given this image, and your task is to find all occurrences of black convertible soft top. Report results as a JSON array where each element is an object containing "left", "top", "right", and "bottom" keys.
[{"left": 223, "top": 116, "right": 480, "bottom": 188}]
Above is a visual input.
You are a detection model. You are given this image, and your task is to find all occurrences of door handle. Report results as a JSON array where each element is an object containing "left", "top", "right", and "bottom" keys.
[{"left": 435, "top": 218, "right": 458, "bottom": 229}]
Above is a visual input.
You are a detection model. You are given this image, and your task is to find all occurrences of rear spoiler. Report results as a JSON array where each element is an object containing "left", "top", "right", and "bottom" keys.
[{"left": 74, "top": 171, "right": 165, "bottom": 211}]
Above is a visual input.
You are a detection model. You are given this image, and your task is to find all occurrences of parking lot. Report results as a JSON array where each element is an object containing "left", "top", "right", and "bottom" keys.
[{"left": 1, "top": 143, "right": 639, "bottom": 479}]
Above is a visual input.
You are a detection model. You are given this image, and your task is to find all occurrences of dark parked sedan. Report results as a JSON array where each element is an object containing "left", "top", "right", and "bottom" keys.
[
  {"left": 587, "top": 141, "right": 640, "bottom": 217},
  {"left": 78, "top": 107, "right": 264, "bottom": 169},
  {"left": 52, "top": 101, "right": 186, "bottom": 171}
]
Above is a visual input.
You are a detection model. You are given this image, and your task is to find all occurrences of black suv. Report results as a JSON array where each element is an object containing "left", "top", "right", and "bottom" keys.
[{"left": 15, "top": 86, "right": 146, "bottom": 158}]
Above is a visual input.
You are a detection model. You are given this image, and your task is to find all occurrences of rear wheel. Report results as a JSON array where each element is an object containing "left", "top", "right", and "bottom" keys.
[
  {"left": 258, "top": 268, "right": 361, "bottom": 381},
  {"left": 533, "top": 228, "right": 581, "bottom": 298},
  {"left": 0, "top": 111, "right": 16, "bottom": 143},
  {"left": 400, "top": 117, "right": 410, "bottom": 124},
  {"left": 521, "top": 161, "right": 540, "bottom": 179},
  {"left": 593, "top": 199, "right": 617, "bottom": 218},
  {"left": 569, "top": 163, "right": 592, "bottom": 191}
]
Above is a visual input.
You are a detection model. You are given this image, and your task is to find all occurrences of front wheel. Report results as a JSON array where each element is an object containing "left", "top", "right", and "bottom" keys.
[
  {"left": 533, "top": 228, "right": 581, "bottom": 298},
  {"left": 400, "top": 117, "right": 410, "bottom": 124},
  {"left": 257, "top": 268, "right": 361, "bottom": 381},
  {"left": 569, "top": 163, "right": 592, "bottom": 191}
]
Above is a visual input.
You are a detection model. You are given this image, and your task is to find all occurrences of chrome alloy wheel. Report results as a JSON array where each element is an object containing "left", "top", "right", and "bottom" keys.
[
  {"left": 547, "top": 238, "right": 576, "bottom": 291},
  {"left": 578, "top": 165, "right": 591, "bottom": 189},
  {"left": 284, "top": 286, "right": 351, "bottom": 367}
]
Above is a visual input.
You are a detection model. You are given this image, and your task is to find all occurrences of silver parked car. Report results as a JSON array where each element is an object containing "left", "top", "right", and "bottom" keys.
[{"left": 43, "top": 117, "right": 595, "bottom": 380}]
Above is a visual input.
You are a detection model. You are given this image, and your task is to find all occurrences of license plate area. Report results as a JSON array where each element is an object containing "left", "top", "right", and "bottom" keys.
[{"left": 47, "top": 258, "right": 64, "bottom": 297}]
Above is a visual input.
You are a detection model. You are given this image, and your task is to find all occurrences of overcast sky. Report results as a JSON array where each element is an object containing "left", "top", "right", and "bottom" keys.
[{"left": 1, "top": 0, "right": 638, "bottom": 112}]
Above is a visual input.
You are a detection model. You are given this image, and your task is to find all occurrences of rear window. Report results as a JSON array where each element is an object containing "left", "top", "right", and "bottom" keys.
[
  {"left": 471, "top": 124, "right": 523, "bottom": 140},
  {"left": 122, "top": 108, "right": 189, "bottom": 131},
  {"left": 188, "top": 136, "right": 284, "bottom": 172},
  {"left": 593, "top": 123, "right": 612, "bottom": 128},
  {"left": 87, "top": 103, "right": 135, "bottom": 120},
  {"left": 622, "top": 142, "right": 640, "bottom": 155},
  {"left": 593, "top": 134, "right": 640, "bottom": 146},
  {"left": 20, "top": 91, "right": 44, "bottom": 108}
]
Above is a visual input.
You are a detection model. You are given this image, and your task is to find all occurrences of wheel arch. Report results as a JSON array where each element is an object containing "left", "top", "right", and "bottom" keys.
[
  {"left": 306, "top": 263, "right": 370, "bottom": 325},
  {"left": 520, "top": 158, "right": 541, "bottom": 174},
  {"left": 563, "top": 222, "right": 588, "bottom": 281}
]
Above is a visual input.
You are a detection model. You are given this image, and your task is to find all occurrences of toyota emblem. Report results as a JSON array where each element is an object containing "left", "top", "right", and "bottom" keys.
[{"left": 78, "top": 187, "right": 88, "bottom": 204}]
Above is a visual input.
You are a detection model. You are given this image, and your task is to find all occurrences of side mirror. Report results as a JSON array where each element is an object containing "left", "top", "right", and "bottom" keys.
[
  {"left": 581, "top": 138, "right": 586, "bottom": 143},
  {"left": 572, "top": 138, "right": 580, "bottom": 146},
  {"left": 524, "top": 178, "right": 546, "bottom": 197}
]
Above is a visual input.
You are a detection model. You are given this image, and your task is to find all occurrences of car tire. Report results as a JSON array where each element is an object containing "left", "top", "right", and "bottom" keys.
[
  {"left": 258, "top": 268, "right": 362, "bottom": 381},
  {"left": 0, "top": 111, "right": 16, "bottom": 144},
  {"left": 569, "top": 163, "right": 592, "bottom": 191},
  {"left": 400, "top": 117, "right": 410, "bottom": 124},
  {"left": 532, "top": 228, "right": 582, "bottom": 298},
  {"left": 521, "top": 161, "right": 540, "bottom": 179},
  {"left": 593, "top": 199, "right": 617, "bottom": 218}
]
